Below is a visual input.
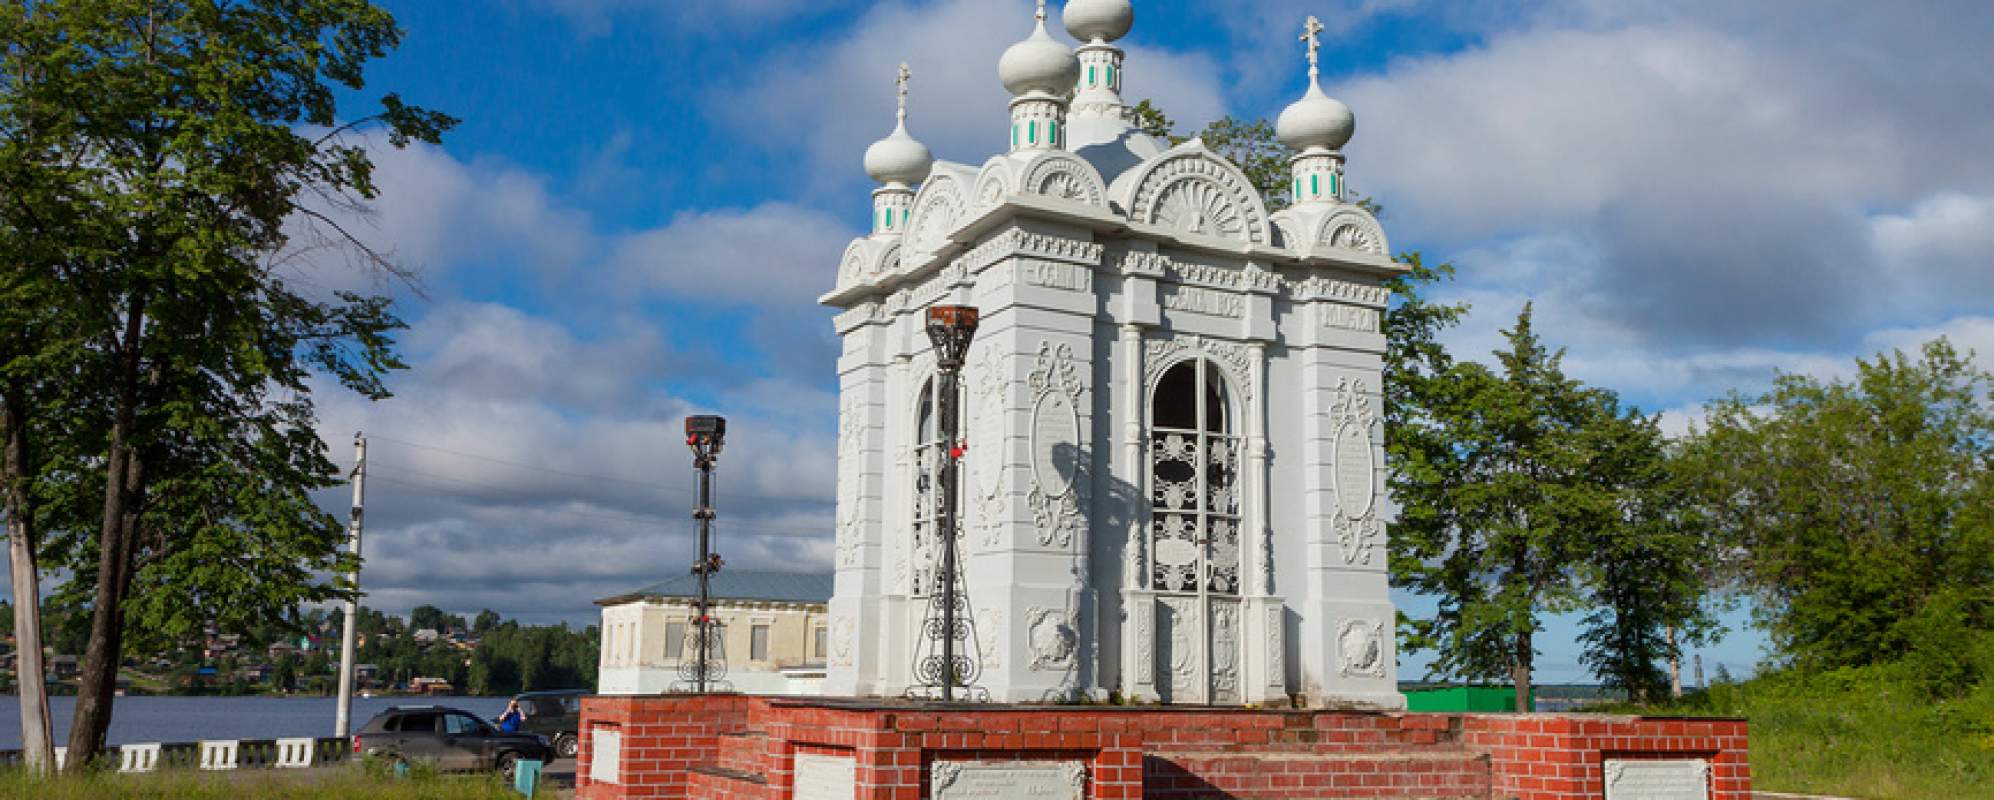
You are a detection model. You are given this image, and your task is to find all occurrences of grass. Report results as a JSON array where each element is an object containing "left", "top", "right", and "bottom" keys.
[
  {"left": 1609, "top": 635, "right": 1994, "bottom": 799},
  {"left": 0, "top": 762, "right": 523, "bottom": 800}
]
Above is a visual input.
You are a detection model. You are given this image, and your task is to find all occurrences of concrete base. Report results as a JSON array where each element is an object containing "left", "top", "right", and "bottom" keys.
[{"left": 576, "top": 695, "right": 1751, "bottom": 799}]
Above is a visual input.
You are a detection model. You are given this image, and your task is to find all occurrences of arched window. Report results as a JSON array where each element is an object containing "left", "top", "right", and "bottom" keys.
[{"left": 1149, "top": 359, "right": 1241, "bottom": 596}]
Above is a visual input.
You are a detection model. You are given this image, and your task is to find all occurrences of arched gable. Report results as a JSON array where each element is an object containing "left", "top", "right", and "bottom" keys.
[
  {"left": 1116, "top": 140, "right": 1272, "bottom": 246},
  {"left": 905, "top": 167, "right": 973, "bottom": 265},
  {"left": 1314, "top": 208, "right": 1389, "bottom": 257},
  {"left": 1017, "top": 150, "right": 1108, "bottom": 208}
]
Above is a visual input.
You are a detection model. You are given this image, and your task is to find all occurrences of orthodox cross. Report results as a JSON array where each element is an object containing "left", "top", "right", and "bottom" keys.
[
  {"left": 896, "top": 62, "right": 911, "bottom": 123},
  {"left": 1302, "top": 16, "right": 1325, "bottom": 78}
]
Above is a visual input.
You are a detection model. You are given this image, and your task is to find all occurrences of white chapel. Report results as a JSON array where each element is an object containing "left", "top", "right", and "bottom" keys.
[{"left": 821, "top": 0, "right": 1404, "bottom": 708}]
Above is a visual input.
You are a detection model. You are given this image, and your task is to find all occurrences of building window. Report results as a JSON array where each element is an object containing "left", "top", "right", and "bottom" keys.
[
  {"left": 813, "top": 626, "right": 828, "bottom": 659},
  {"left": 1149, "top": 358, "right": 1242, "bottom": 595},
  {"left": 665, "top": 621, "right": 686, "bottom": 660},
  {"left": 750, "top": 624, "right": 771, "bottom": 662}
]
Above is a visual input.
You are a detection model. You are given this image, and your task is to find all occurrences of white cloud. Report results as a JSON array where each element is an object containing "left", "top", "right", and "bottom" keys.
[
  {"left": 720, "top": 0, "right": 1228, "bottom": 194},
  {"left": 608, "top": 203, "right": 860, "bottom": 307}
]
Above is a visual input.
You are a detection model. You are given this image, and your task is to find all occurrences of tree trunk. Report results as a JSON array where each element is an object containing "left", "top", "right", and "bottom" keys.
[
  {"left": 1510, "top": 632, "right": 1533, "bottom": 714},
  {"left": 65, "top": 302, "right": 145, "bottom": 771},
  {"left": 3, "top": 397, "right": 55, "bottom": 772},
  {"left": 1667, "top": 625, "right": 1682, "bottom": 699}
]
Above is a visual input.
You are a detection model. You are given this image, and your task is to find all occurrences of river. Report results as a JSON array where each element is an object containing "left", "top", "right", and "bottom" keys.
[{"left": 0, "top": 695, "right": 514, "bottom": 749}]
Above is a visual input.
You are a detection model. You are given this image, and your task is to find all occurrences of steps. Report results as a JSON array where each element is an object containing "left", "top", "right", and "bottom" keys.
[
  {"left": 687, "top": 765, "right": 770, "bottom": 800},
  {"left": 1144, "top": 750, "right": 1494, "bottom": 799}
]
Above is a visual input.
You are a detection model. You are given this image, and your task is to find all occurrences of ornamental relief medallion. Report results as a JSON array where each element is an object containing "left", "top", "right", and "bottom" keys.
[
  {"left": 1338, "top": 619, "right": 1387, "bottom": 678},
  {"left": 1028, "top": 341, "right": 1087, "bottom": 549},
  {"left": 1153, "top": 178, "right": 1245, "bottom": 240},
  {"left": 1328, "top": 378, "right": 1382, "bottom": 565},
  {"left": 1027, "top": 606, "right": 1078, "bottom": 671},
  {"left": 907, "top": 177, "right": 964, "bottom": 257}
]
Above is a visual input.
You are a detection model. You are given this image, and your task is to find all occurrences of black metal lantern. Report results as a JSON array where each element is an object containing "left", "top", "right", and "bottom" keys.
[
  {"left": 917, "top": 305, "right": 979, "bottom": 701},
  {"left": 681, "top": 414, "right": 728, "bottom": 692}
]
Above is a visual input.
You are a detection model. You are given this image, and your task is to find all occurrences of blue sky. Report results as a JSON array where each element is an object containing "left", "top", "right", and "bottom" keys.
[{"left": 32, "top": 0, "right": 1994, "bottom": 687}]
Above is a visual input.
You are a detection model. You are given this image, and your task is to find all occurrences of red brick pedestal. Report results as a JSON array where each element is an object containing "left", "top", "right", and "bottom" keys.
[{"left": 576, "top": 696, "right": 1749, "bottom": 800}]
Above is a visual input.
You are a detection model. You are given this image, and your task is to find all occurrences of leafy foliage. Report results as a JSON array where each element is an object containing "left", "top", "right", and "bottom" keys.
[{"left": 1678, "top": 340, "right": 1994, "bottom": 685}]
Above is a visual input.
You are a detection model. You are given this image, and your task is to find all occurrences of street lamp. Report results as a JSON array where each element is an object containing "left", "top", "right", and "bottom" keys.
[
  {"left": 922, "top": 305, "right": 978, "bottom": 701},
  {"left": 685, "top": 415, "right": 726, "bottom": 693}
]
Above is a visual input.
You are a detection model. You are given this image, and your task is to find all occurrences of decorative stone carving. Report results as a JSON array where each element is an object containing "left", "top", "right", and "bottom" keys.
[
  {"left": 840, "top": 242, "right": 867, "bottom": 284},
  {"left": 1160, "top": 596, "right": 1201, "bottom": 702},
  {"left": 1164, "top": 285, "right": 1245, "bottom": 318},
  {"left": 831, "top": 615, "right": 855, "bottom": 667},
  {"left": 972, "top": 346, "right": 1008, "bottom": 548},
  {"left": 961, "top": 227, "right": 1106, "bottom": 274},
  {"left": 1288, "top": 276, "right": 1390, "bottom": 306},
  {"left": 1327, "top": 378, "right": 1381, "bottom": 565},
  {"left": 977, "top": 608, "right": 1003, "bottom": 671},
  {"left": 1315, "top": 209, "right": 1389, "bottom": 255},
  {"left": 1144, "top": 335, "right": 1256, "bottom": 403},
  {"left": 1135, "top": 600, "right": 1154, "bottom": 684},
  {"left": 1116, "top": 249, "right": 1169, "bottom": 277},
  {"left": 836, "top": 394, "right": 866, "bottom": 568},
  {"left": 1337, "top": 619, "right": 1385, "bottom": 677},
  {"left": 1129, "top": 152, "right": 1270, "bottom": 244},
  {"left": 1027, "top": 606, "right": 1078, "bottom": 671},
  {"left": 1322, "top": 304, "right": 1382, "bottom": 333},
  {"left": 1604, "top": 758, "right": 1712, "bottom": 800},
  {"left": 931, "top": 761, "right": 1085, "bottom": 799},
  {"left": 1027, "top": 342, "right": 1085, "bottom": 549},
  {"left": 1211, "top": 601, "right": 1239, "bottom": 702},
  {"left": 1021, "top": 259, "right": 1092, "bottom": 292},
  {"left": 794, "top": 753, "right": 857, "bottom": 800},
  {"left": 1265, "top": 606, "right": 1282, "bottom": 688},
  {"left": 907, "top": 176, "right": 966, "bottom": 258},
  {"left": 1022, "top": 152, "right": 1107, "bottom": 206}
]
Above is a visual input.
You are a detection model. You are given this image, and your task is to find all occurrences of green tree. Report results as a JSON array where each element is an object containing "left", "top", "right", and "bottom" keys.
[
  {"left": 3, "top": 0, "right": 451, "bottom": 769},
  {"left": 410, "top": 604, "right": 451, "bottom": 633},
  {"left": 1392, "top": 305, "right": 1632, "bottom": 710},
  {"left": 473, "top": 608, "right": 502, "bottom": 635},
  {"left": 1678, "top": 339, "right": 1993, "bottom": 688}
]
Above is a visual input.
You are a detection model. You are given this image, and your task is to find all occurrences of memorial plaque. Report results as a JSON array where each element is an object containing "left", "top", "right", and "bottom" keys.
[
  {"left": 588, "top": 729, "right": 621, "bottom": 785},
  {"left": 794, "top": 752, "right": 856, "bottom": 800},
  {"left": 931, "top": 760, "right": 1086, "bottom": 799},
  {"left": 1604, "top": 758, "right": 1710, "bottom": 800}
]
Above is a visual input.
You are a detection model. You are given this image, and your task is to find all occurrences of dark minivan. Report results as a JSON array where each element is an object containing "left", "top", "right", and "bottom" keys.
[
  {"left": 514, "top": 689, "right": 587, "bottom": 759},
  {"left": 354, "top": 705, "right": 552, "bottom": 778}
]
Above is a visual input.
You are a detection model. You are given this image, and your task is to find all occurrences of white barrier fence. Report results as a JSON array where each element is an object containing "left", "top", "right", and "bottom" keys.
[{"left": 1, "top": 737, "right": 349, "bottom": 772}]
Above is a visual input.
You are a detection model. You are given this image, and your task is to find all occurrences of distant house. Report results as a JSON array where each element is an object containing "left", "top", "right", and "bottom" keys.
[
  {"left": 267, "top": 641, "right": 300, "bottom": 660},
  {"left": 410, "top": 676, "right": 453, "bottom": 695},
  {"left": 355, "top": 663, "right": 379, "bottom": 683},
  {"left": 412, "top": 628, "right": 441, "bottom": 645},
  {"left": 50, "top": 654, "right": 80, "bottom": 679},
  {"left": 596, "top": 570, "right": 832, "bottom": 696}
]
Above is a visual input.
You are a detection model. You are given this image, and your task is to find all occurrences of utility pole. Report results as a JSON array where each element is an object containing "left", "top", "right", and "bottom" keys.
[
  {"left": 334, "top": 433, "right": 366, "bottom": 738},
  {"left": 685, "top": 416, "right": 727, "bottom": 693}
]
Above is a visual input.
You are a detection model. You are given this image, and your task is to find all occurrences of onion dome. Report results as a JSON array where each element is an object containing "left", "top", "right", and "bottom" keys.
[
  {"left": 1276, "top": 80, "right": 1355, "bottom": 152},
  {"left": 1064, "top": 0, "right": 1134, "bottom": 44},
  {"left": 1000, "top": 1, "right": 1082, "bottom": 96},
  {"left": 1275, "top": 16, "right": 1355, "bottom": 152},
  {"left": 864, "top": 63, "right": 935, "bottom": 186}
]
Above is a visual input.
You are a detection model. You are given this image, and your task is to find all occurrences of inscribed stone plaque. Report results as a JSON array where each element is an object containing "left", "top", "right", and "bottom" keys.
[
  {"left": 588, "top": 729, "right": 620, "bottom": 785},
  {"left": 1604, "top": 758, "right": 1710, "bottom": 800},
  {"left": 794, "top": 752, "right": 856, "bottom": 800},
  {"left": 931, "top": 760, "right": 1086, "bottom": 799}
]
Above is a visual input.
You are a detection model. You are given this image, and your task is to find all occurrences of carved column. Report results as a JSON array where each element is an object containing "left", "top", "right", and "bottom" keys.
[{"left": 1117, "top": 322, "right": 1159, "bottom": 701}]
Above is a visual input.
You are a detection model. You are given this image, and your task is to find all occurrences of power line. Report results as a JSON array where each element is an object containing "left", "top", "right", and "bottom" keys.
[
  {"left": 364, "top": 472, "right": 828, "bottom": 539},
  {"left": 364, "top": 434, "right": 660, "bottom": 489}
]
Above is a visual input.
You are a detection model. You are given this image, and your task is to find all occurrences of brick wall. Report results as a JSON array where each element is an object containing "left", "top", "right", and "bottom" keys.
[{"left": 576, "top": 696, "right": 1749, "bottom": 800}]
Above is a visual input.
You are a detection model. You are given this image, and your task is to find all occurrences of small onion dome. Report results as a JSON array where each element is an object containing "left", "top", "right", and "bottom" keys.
[
  {"left": 1064, "top": 0, "right": 1134, "bottom": 44},
  {"left": 1275, "top": 78, "right": 1355, "bottom": 152},
  {"left": 864, "top": 119, "right": 934, "bottom": 186},
  {"left": 1000, "top": 10, "right": 1082, "bottom": 96}
]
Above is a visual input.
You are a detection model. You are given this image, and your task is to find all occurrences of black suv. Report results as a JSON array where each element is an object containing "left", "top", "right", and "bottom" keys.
[
  {"left": 354, "top": 705, "right": 552, "bottom": 778},
  {"left": 514, "top": 689, "right": 587, "bottom": 760}
]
